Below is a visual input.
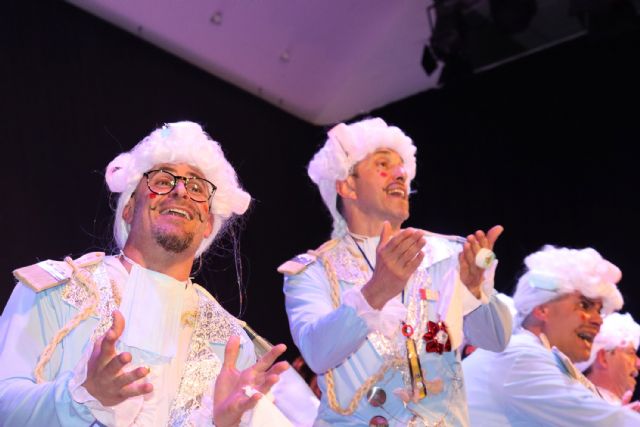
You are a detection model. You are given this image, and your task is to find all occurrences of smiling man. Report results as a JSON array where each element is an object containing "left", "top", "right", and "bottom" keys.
[
  {"left": 463, "top": 245, "right": 640, "bottom": 426},
  {"left": 281, "top": 117, "right": 513, "bottom": 426},
  {"left": 578, "top": 312, "right": 640, "bottom": 408},
  {"left": 0, "top": 122, "right": 290, "bottom": 426}
]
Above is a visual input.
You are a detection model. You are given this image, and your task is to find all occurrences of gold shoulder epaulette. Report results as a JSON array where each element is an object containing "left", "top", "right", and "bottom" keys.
[
  {"left": 277, "top": 239, "right": 338, "bottom": 275},
  {"left": 13, "top": 252, "right": 105, "bottom": 293}
]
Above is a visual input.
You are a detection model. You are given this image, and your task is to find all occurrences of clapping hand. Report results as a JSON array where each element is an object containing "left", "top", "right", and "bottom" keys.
[
  {"left": 82, "top": 310, "right": 153, "bottom": 406},
  {"left": 458, "top": 226, "right": 504, "bottom": 298},
  {"left": 361, "top": 221, "right": 426, "bottom": 309},
  {"left": 213, "top": 336, "right": 289, "bottom": 427}
]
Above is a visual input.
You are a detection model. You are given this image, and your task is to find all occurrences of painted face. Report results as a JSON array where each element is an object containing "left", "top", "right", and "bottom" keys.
[
  {"left": 542, "top": 292, "right": 604, "bottom": 363},
  {"left": 123, "top": 163, "right": 214, "bottom": 254},
  {"left": 604, "top": 344, "right": 640, "bottom": 396},
  {"left": 347, "top": 148, "right": 410, "bottom": 226}
]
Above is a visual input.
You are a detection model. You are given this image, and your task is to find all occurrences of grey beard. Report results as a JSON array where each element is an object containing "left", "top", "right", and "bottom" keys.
[{"left": 152, "top": 228, "right": 195, "bottom": 253}]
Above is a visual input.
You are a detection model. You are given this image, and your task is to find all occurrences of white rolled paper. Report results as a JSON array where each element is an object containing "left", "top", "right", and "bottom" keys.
[
  {"left": 242, "top": 385, "right": 260, "bottom": 398},
  {"left": 475, "top": 247, "right": 496, "bottom": 269}
]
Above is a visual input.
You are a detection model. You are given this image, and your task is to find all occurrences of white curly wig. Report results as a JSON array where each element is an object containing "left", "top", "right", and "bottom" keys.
[
  {"left": 513, "top": 245, "right": 623, "bottom": 328},
  {"left": 576, "top": 312, "right": 640, "bottom": 371},
  {"left": 307, "top": 117, "right": 417, "bottom": 238},
  {"left": 105, "top": 121, "right": 251, "bottom": 257}
]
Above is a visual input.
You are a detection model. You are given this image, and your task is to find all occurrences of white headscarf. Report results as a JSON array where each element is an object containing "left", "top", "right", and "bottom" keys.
[
  {"left": 576, "top": 312, "right": 640, "bottom": 371},
  {"left": 105, "top": 121, "right": 251, "bottom": 257},
  {"left": 513, "top": 245, "right": 623, "bottom": 328},
  {"left": 307, "top": 117, "right": 417, "bottom": 238}
]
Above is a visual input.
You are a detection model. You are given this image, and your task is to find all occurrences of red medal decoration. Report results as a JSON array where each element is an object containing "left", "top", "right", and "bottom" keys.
[
  {"left": 401, "top": 323, "right": 414, "bottom": 338},
  {"left": 423, "top": 321, "right": 451, "bottom": 354}
]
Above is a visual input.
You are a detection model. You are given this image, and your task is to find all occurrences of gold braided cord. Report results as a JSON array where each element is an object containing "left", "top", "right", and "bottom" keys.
[
  {"left": 320, "top": 254, "right": 397, "bottom": 415},
  {"left": 321, "top": 256, "right": 342, "bottom": 309},
  {"left": 34, "top": 257, "right": 100, "bottom": 384},
  {"left": 325, "top": 357, "right": 402, "bottom": 415}
]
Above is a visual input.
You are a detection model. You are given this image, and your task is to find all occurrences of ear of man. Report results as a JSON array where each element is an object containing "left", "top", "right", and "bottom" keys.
[
  {"left": 336, "top": 176, "right": 357, "bottom": 200},
  {"left": 595, "top": 348, "right": 609, "bottom": 369},
  {"left": 203, "top": 213, "right": 214, "bottom": 238},
  {"left": 531, "top": 304, "right": 550, "bottom": 321},
  {"left": 522, "top": 304, "right": 550, "bottom": 330},
  {"left": 123, "top": 195, "right": 135, "bottom": 224}
]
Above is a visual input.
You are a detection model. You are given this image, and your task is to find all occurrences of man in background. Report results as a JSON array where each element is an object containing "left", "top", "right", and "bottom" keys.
[
  {"left": 578, "top": 312, "right": 640, "bottom": 408},
  {"left": 463, "top": 245, "right": 640, "bottom": 426}
]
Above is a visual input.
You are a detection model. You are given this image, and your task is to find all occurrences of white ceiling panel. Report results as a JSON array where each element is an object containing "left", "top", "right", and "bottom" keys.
[
  {"left": 67, "top": 0, "right": 629, "bottom": 124},
  {"left": 67, "top": 0, "right": 439, "bottom": 124}
]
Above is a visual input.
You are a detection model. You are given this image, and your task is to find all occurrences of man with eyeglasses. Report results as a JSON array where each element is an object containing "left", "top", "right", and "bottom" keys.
[
  {"left": 0, "top": 121, "right": 291, "bottom": 426},
  {"left": 463, "top": 245, "right": 640, "bottom": 426},
  {"left": 280, "top": 117, "right": 513, "bottom": 426},
  {"left": 577, "top": 312, "right": 640, "bottom": 409}
]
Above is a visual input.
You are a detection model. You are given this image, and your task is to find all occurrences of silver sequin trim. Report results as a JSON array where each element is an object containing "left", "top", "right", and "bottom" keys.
[
  {"left": 61, "top": 261, "right": 243, "bottom": 426},
  {"left": 168, "top": 288, "right": 243, "bottom": 427},
  {"left": 328, "top": 240, "right": 369, "bottom": 287}
]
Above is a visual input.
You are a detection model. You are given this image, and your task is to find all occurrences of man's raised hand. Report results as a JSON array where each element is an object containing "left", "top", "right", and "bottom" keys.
[
  {"left": 82, "top": 310, "right": 152, "bottom": 406},
  {"left": 213, "top": 336, "right": 289, "bottom": 427},
  {"left": 458, "top": 225, "right": 504, "bottom": 298},
  {"left": 361, "top": 221, "right": 426, "bottom": 309}
]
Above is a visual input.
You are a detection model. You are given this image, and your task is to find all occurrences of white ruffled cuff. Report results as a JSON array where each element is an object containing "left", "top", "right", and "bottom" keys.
[
  {"left": 461, "top": 260, "right": 499, "bottom": 312},
  {"left": 342, "top": 287, "right": 407, "bottom": 337},
  {"left": 239, "top": 392, "right": 294, "bottom": 427},
  {"left": 68, "top": 344, "right": 144, "bottom": 426},
  {"left": 192, "top": 388, "right": 293, "bottom": 427}
]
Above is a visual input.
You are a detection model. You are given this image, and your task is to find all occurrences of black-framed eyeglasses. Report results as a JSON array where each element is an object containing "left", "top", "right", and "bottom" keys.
[{"left": 143, "top": 169, "right": 216, "bottom": 203}]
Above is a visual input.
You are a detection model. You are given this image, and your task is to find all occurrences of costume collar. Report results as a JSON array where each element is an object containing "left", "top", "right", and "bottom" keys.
[{"left": 118, "top": 262, "right": 192, "bottom": 358}]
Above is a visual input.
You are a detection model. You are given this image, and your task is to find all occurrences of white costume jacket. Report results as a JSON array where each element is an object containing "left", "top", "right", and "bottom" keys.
[
  {"left": 0, "top": 253, "right": 285, "bottom": 426},
  {"left": 282, "top": 233, "right": 512, "bottom": 426},
  {"left": 462, "top": 330, "right": 640, "bottom": 426}
]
